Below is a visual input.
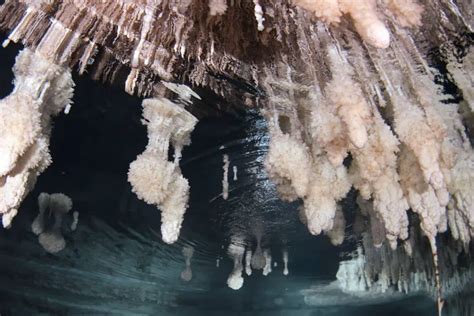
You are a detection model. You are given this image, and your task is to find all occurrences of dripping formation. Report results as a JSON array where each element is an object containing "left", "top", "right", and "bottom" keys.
[
  {"left": 0, "top": 48, "right": 73, "bottom": 228},
  {"left": 128, "top": 98, "right": 197, "bottom": 244},
  {"left": 0, "top": 0, "right": 472, "bottom": 313}
]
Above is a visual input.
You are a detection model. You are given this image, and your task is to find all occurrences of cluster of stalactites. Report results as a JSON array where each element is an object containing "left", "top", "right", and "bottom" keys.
[
  {"left": 0, "top": 48, "right": 74, "bottom": 228},
  {"left": 293, "top": 0, "right": 423, "bottom": 48},
  {"left": 127, "top": 97, "right": 198, "bottom": 244},
  {"left": 265, "top": 126, "right": 351, "bottom": 245},
  {"left": 336, "top": 217, "right": 473, "bottom": 306},
  {"left": 263, "top": 38, "right": 473, "bottom": 252}
]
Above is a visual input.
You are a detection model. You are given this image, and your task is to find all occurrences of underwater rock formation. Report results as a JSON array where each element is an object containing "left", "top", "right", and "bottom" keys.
[
  {"left": 0, "top": 48, "right": 74, "bottom": 228},
  {"left": 0, "top": 0, "right": 473, "bottom": 313},
  {"left": 128, "top": 97, "right": 197, "bottom": 244}
]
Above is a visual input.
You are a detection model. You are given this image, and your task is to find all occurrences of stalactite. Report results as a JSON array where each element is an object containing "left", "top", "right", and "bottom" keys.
[
  {"left": 222, "top": 154, "right": 230, "bottom": 200},
  {"left": 209, "top": 0, "right": 227, "bottom": 16},
  {"left": 262, "top": 249, "right": 272, "bottom": 276},
  {"left": 128, "top": 98, "right": 197, "bottom": 244},
  {"left": 0, "top": 48, "right": 74, "bottom": 228},
  {"left": 0, "top": 0, "right": 472, "bottom": 310},
  {"left": 336, "top": 223, "right": 473, "bottom": 313},
  {"left": 385, "top": 0, "right": 424, "bottom": 27},
  {"left": 293, "top": 0, "right": 400, "bottom": 48},
  {"left": 326, "top": 206, "right": 346, "bottom": 246},
  {"left": 253, "top": 0, "right": 265, "bottom": 31},
  {"left": 245, "top": 249, "right": 253, "bottom": 276}
]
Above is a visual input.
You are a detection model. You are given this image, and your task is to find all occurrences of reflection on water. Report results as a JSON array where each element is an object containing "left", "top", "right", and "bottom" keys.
[
  {"left": 0, "top": 217, "right": 436, "bottom": 315},
  {"left": 0, "top": 49, "right": 470, "bottom": 315}
]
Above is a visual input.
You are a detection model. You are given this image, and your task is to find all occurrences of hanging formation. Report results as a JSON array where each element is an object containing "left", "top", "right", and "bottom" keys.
[
  {"left": 0, "top": 48, "right": 74, "bottom": 228},
  {"left": 0, "top": 1, "right": 472, "bottom": 311}
]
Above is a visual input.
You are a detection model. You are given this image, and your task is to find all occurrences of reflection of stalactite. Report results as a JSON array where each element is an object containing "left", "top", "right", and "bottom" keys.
[
  {"left": 282, "top": 249, "right": 289, "bottom": 276},
  {"left": 233, "top": 166, "right": 238, "bottom": 181},
  {"left": 181, "top": 246, "right": 194, "bottom": 282},
  {"left": 32, "top": 192, "right": 73, "bottom": 254},
  {"left": 227, "top": 236, "right": 245, "bottom": 290},
  {"left": 70, "top": 211, "right": 79, "bottom": 232}
]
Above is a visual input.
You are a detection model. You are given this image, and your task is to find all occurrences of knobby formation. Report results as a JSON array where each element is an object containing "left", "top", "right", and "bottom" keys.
[
  {"left": 0, "top": 0, "right": 472, "bottom": 314},
  {"left": 31, "top": 192, "right": 74, "bottom": 253},
  {"left": 127, "top": 97, "right": 197, "bottom": 244}
]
